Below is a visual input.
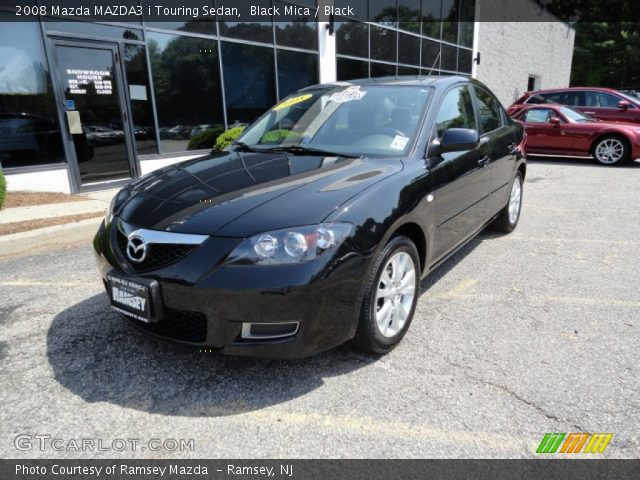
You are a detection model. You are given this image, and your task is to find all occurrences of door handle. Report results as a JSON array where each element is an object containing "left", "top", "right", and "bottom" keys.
[
  {"left": 478, "top": 156, "right": 490, "bottom": 167},
  {"left": 584, "top": 111, "right": 596, "bottom": 115}
]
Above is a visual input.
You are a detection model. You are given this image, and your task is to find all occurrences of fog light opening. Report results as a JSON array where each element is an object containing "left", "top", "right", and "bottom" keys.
[{"left": 240, "top": 322, "right": 300, "bottom": 341}]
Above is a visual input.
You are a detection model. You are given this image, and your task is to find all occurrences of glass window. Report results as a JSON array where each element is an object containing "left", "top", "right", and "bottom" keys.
[
  {"left": 458, "top": 48, "right": 472, "bottom": 74},
  {"left": 123, "top": 45, "right": 157, "bottom": 155},
  {"left": 441, "top": 0, "right": 460, "bottom": 43},
  {"left": 595, "top": 92, "right": 622, "bottom": 107},
  {"left": 277, "top": 50, "right": 318, "bottom": 99},
  {"left": 219, "top": 22, "right": 273, "bottom": 44},
  {"left": 523, "top": 108, "right": 552, "bottom": 123},
  {"left": 398, "top": 66, "right": 420, "bottom": 76},
  {"left": 441, "top": 44, "right": 458, "bottom": 71},
  {"left": 435, "top": 85, "right": 476, "bottom": 137},
  {"left": 421, "top": 0, "right": 442, "bottom": 39},
  {"left": 238, "top": 85, "right": 432, "bottom": 157},
  {"left": 147, "top": 32, "right": 224, "bottom": 153},
  {"left": 274, "top": 1, "right": 318, "bottom": 50},
  {"left": 335, "top": 20, "right": 368, "bottom": 58},
  {"left": 562, "top": 91, "right": 584, "bottom": 106},
  {"left": 459, "top": 0, "right": 475, "bottom": 47},
  {"left": 370, "top": 25, "right": 397, "bottom": 63},
  {"left": 0, "top": 19, "right": 64, "bottom": 168},
  {"left": 370, "top": 0, "right": 398, "bottom": 26},
  {"left": 474, "top": 87, "right": 503, "bottom": 133},
  {"left": 45, "top": 20, "right": 142, "bottom": 41},
  {"left": 337, "top": 57, "right": 369, "bottom": 81},
  {"left": 421, "top": 38, "right": 441, "bottom": 71},
  {"left": 142, "top": 0, "right": 215, "bottom": 34},
  {"left": 335, "top": 0, "right": 367, "bottom": 19},
  {"left": 371, "top": 62, "right": 396, "bottom": 77},
  {"left": 398, "top": 33, "right": 420, "bottom": 66},
  {"left": 398, "top": 0, "right": 422, "bottom": 33},
  {"left": 222, "top": 42, "right": 276, "bottom": 124}
]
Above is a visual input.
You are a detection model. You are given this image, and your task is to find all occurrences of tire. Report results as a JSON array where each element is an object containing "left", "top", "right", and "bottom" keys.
[
  {"left": 592, "top": 135, "right": 630, "bottom": 166},
  {"left": 491, "top": 171, "right": 523, "bottom": 233},
  {"left": 352, "top": 236, "right": 420, "bottom": 354}
]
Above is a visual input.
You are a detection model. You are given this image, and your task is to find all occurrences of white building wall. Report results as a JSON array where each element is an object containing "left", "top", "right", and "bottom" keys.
[
  {"left": 5, "top": 168, "right": 71, "bottom": 194},
  {"left": 474, "top": 1, "right": 575, "bottom": 107}
]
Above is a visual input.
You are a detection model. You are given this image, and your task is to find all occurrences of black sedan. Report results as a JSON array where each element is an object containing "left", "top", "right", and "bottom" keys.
[{"left": 94, "top": 76, "right": 526, "bottom": 359}]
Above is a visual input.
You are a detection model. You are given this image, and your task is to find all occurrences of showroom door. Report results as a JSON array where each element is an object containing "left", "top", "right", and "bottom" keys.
[{"left": 52, "top": 40, "right": 135, "bottom": 188}]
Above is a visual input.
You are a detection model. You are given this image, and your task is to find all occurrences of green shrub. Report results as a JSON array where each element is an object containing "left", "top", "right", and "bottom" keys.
[
  {"left": 0, "top": 169, "right": 6, "bottom": 209},
  {"left": 186, "top": 125, "right": 225, "bottom": 151},
  {"left": 214, "top": 126, "right": 246, "bottom": 151}
]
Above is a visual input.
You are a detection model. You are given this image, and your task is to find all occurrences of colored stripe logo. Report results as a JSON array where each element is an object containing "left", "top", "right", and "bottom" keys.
[{"left": 537, "top": 433, "right": 613, "bottom": 454}]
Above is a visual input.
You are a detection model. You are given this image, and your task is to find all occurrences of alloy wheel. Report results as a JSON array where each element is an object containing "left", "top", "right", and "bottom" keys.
[
  {"left": 375, "top": 251, "right": 416, "bottom": 338},
  {"left": 508, "top": 176, "right": 522, "bottom": 224},
  {"left": 595, "top": 138, "right": 624, "bottom": 164}
]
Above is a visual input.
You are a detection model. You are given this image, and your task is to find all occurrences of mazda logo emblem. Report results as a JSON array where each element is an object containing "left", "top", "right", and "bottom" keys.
[{"left": 126, "top": 235, "right": 147, "bottom": 263}]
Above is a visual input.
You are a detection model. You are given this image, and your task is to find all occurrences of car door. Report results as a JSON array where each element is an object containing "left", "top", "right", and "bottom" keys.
[
  {"left": 578, "top": 90, "right": 635, "bottom": 123},
  {"left": 520, "top": 107, "right": 572, "bottom": 153},
  {"left": 428, "top": 84, "right": 492, "bottom": 263},
  {"left": 471, "top": 85, "right": 516, "bottom": 217}
]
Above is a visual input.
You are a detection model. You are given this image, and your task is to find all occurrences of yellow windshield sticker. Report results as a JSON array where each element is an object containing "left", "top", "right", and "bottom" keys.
[{"left": 274, "top": 93, "right": 313, "bottom": 111}]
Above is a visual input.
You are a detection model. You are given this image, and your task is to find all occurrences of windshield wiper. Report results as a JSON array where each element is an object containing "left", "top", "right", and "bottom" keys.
[
  {"left": 231, "top": 141, "right": 261, "bottom": 153},
  {"left": 262, "top": 145, "right": 361, "bottom": 159}
]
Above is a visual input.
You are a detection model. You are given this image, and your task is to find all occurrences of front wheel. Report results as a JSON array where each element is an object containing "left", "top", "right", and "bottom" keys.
[
  {"left": 491, "top": 171, "right": 523, "bottom": 233},
  {"left": 592, "top": 135, "right": 630, "bottom": 166},
  {"left": 352, "top": 236, "right": 420, "bottom": 354}
]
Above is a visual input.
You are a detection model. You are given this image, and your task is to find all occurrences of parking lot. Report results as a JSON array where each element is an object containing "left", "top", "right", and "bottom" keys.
[{"left": 0, "top": 159, "right": 639, "bottom": 458}]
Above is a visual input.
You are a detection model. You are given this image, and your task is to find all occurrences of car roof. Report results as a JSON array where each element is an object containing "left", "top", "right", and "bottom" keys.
[
  {"left": 528, "top": 86, "right": 622, "bottom": 95},
  {"left": 302, "top": 75, "right": 475, "bottom": 90}
]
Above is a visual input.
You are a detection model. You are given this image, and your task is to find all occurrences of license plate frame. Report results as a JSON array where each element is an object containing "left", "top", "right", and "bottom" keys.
[{"left": 107, "top": 274, "right": 162, "bottom": 323}]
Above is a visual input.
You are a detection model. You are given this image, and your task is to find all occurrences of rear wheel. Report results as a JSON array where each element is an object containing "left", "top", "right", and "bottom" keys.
[
  {"left": 592, "top": 135, "right": 630, "bottom": 165},
  {"left": 352, "top": 236, "right": 420, "bottom": 354},
  {"left": 491, "top": 171, "right": 523, "bottom": 233}
]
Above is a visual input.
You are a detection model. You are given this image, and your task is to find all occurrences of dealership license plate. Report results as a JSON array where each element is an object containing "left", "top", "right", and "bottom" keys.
[{"left": 107, "top": 274, "right": 151, "bottom": 323}]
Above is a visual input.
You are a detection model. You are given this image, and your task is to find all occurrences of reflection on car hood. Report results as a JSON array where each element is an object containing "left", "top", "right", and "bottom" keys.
[{"left": 118, "top": 150, "right": 402, "bottom": 236}]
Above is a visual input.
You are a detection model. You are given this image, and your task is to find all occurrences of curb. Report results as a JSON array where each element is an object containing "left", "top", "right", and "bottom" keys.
[{"left": 0, "top": 217, "right": 102, "bottom": 259}]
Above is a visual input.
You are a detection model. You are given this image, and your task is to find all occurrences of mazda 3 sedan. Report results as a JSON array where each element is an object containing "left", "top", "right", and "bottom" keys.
[{"left": 94, "top": 76, "right": 526, "bottom": 358}]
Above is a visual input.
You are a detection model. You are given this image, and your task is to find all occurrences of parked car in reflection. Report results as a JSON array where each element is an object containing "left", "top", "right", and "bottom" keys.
[
  {"left": 94, "top": 76, "right": 526, "bottom": 358},
  {"left": 84, "top": 125, "right": 124, "bottom": 145},
  {"left": 512, "top": 104, "right": 640, "bottom": 165},
  {"left": 0, "top": 112, "right": 64, "bottom": 167},
  {"left": 508, "top": 87, "right": 640, "bottom": 124}
]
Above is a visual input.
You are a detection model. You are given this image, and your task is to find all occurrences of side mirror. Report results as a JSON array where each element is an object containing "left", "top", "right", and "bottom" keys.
[
  {"left": 549, "top": 116, "right": 561, "bottom": 126},
  {"left": 438, "top": 128, "right": 480, "bottom": 153},
  {"left": 617, "top": 100, "right": 630, "bottom": 110}
]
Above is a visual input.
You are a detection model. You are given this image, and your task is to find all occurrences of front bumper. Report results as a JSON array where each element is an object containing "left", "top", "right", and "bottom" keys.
[{"left": 94, "top": 219, "right": 372, "bottom": 359}]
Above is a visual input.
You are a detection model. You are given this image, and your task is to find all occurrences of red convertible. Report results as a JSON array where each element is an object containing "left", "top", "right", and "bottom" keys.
[{"left": 512, "top": 104, "right": 640, "bottom": 166}]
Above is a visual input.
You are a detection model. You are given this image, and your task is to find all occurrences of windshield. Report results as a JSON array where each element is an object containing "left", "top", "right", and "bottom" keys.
[
  {"left": 237, "top": 85, "right": 432, "bottom": 157},
  {"left": 559, "top": 106, "right": 591, "bottom": 122}
]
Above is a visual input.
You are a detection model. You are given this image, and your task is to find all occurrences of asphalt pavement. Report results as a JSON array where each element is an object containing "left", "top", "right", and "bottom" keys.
[{"left": 1, "top": 159, "right": 639, "bottom": 459}]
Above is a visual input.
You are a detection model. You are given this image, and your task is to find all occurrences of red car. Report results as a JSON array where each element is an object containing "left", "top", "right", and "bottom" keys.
[
  {"left": 508, "top": 87, "right": 640, "bottom": 124},
  {"left": 512, "top": 104, "right": 640, "bottom": 165}
]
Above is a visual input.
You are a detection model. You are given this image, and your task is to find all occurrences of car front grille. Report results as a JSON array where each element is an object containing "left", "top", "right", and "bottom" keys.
[
  {"left": 124, "top": 308, "right": 208, "bottom": 344},
  {"left": 116, "top": 229, "right": 196, "bottom": 272}
]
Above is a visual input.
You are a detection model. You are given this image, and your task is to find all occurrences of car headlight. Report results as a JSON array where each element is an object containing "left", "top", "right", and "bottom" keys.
[
  {"left": 105, "top": 189, "right": 130, "bottom": 225},
  {"left": 104, "top": 196, "right": 117, "bottom": 225},
  {"left": 225, "top": 223, "right": 353, "bottom": 266}
]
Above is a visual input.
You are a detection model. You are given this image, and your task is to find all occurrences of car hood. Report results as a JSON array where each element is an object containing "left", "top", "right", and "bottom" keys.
[{"left": 117, "top": 150, "right": 402, "bottom": 237}]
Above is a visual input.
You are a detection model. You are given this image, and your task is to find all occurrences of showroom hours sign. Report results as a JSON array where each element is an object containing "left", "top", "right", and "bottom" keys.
[{"left": 65, "top": 69, "right": 112, "bottom": 95}]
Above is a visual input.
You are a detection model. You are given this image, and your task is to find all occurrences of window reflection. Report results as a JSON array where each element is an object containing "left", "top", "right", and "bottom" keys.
[
  {"left": 0, "top": 19, "right": 64, "bottom": 168},
  {"left": 337, "top": 57, "right": 369, "bottom": 81},
  {"left": 277, "top": 50, "right": 318, "bottom": 98},
  {"left": 123, "top": 45, "right": 158, "bottom": 155},
  {"left": 221, "top": 42, "right": 276, "bottom": 124},
  {"left": 147, "top": 32, "right": 225, "bottom": 153}
]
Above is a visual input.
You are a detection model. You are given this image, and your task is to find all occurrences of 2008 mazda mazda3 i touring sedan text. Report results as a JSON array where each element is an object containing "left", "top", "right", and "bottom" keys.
[{"left": 93, "top": 76, "right": 526, "bottom": 359}]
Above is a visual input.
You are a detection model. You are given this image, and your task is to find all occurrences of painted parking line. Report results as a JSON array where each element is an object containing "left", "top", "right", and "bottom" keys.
[{"left": 0, "top": 280, "right": 98, "bottom": 288}]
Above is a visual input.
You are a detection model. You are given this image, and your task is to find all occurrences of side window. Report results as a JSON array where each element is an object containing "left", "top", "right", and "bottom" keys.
[
  {"left": 562, "top": 92, "right": 581, "bottom": 106},
  {"left": 596, "top": 92, "right": 621, "bottom": 107},
  {"left": 474, "top": 87, "right": 503, "bottom": 133},
  {"left": 523, "top": 108, "right": 552, "bottom": 123},
  {"left": 584, "top": 91, "right": 599, "bottom": 107},
  {"left": 435, "top": 86, "right": 477, "bottom": 138}
]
